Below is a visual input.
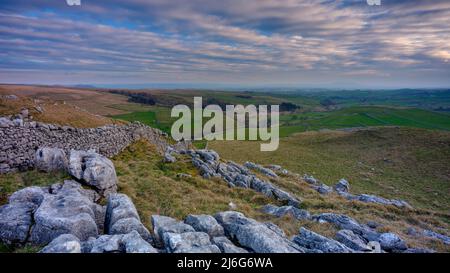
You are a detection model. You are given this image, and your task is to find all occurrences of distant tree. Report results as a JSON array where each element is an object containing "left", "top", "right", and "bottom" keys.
[
  {"left": 320, "top": 99, "right": 336, "bottom": 107},
  {"left": 279, "top": 102, "right": 299, "bottom": 112},
  {"left": 128, "top": 92, "right": 156, "bottom": 105},
  {"left": 235, "top": 95, "right": 253, "bottom": 99}
]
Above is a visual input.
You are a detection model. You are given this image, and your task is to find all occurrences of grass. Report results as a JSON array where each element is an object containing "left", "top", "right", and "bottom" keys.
[
  {"left": 112, "top": 140, "right": 278, "bottom": 227},
  {"left": 1, "top": 139, "right": 449, "bottom": 252},
  {"left": 0, "top": 95, "right": 120, "bottom": 128},
  {"left": 209, "top": 127, "right": 450, "bottom": 214},
  {"left": 0, "top": 170, "right": 70, "bottom": 205},
  {"left": 111, "top": 105, "right": 174, "bottom": 133},
  {"left": 279, "top": 106, "right": 450, "bottom": 137},
  {"left": 113, "top": 140, "right": 450, "bottom": 252}
]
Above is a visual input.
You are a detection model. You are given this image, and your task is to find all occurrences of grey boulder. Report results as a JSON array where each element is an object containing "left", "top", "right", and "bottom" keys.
[
  {"left": 151, "top": 215, "right": 195, "bottom": 246},
  {"left": 40, "top": 234, "right": 81, "bottom": 253},
  {"left": 378, "top": 233, "right": 407, "bottom": 252},
  {"left": 104, "top": 194, "right": 151, "bottom": 242},
  {"left": 313, "top": 213, "right": 380, "bottom": 242},
  {"left": 422, "top": 229, "right": 450, "bottom": 245},
  {"left": 0, "top": 117, "right": 14, "bottom": 128},
  {"left": 334, "top": 179, "right": 350, "bottom": 193},
  {"left": 244, "top": 162, "right": 278, "bottom": 178},
  {"left": 336, "top": 229, "right": 371, "bottom": 251},
  {"left": 0, "top": 202, "right": 35, "bottom": 245},
  {"left": 30, "top": 180, "right": 100, "bottom": 245},
  {"left": 211, "top": 236, "right": 248, "bottom": 253},
  {"left": 185, "top": 214, "right": 225, "bottom": 237},
  {"left": 69, "top": 150, "right": 117, "bottom": 196},
  {"left": 90, "top": 231, "right": 158, "bottom": 253},
  {"left": 162, "top": 231, "right": 221, "bottom": 253},
  {"left": 261, "top": 204, "right": 310, "bottom": 220},
  {"left": 35, "top": 147, "right": 68, "bottom": 172},
  {"left": 215, "top": 211, "right": 302, "bottom": 253},
  {"left": 293, "top": 227, "right": 353, "bottom": 253}
]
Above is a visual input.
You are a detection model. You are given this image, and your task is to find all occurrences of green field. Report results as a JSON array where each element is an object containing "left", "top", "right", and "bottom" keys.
[
  {"left": 110, "top": 104, "right": 174, "bottom": 133},
  {"left": 279, "top": 106, "right": 450, "bottom": 137},
  {"left": 111, "top": 101, "right": 450, "bottom": 138}
]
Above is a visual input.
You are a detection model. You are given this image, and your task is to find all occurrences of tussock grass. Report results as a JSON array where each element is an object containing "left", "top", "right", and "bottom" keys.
[
  {"left": 209, "top": 127, "right": 450, "bottom": 213},
  {"left": 0, "top": 170, "right": 70, "bottom": 205},
  {"left": 0, "top": 95, "right": 120, "bottom": 128},
  {"left": 112, "top": 140, "right": 276, "bottom": 229}
]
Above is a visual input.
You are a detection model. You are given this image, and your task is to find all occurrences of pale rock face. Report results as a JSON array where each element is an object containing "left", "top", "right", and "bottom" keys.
[
  {"left": 0, "top": 117, "right": 14, "bottom": 128},
  {"left": 214, "top": 211, "right": 303, "bottom": 253},
  {"left": 244, "top": 161, "right": 278, "bottom": 178},
  {"left": 40, "top": 234, "right": 82, "bottom": 253},
  {"left": 261, "top": 204, "right": 310, "bottom": 220},
  {"left": 0, "top": 202, "right": 36, "bottom": 245},
  {"left": 68, "top": 150, "right": 118, "bottom": 197},
  {"left": 313, "top": 213, "right": 381, "bottom": 242},
  {"left": 336, "top": 229, "right": 371, "bottom": 251},
  {"left": 378, "top": 233, "right": 407, "bottom": 252},
  {"left": 185, "top": 214, "right": 225, "bottom": 237},
  {"left": 104, "top": 193, "right": 152, "bottom": 242},
  {"left": 293, "top": 228, "right": 353, "bottom": 253},
  {"left": 334, "top": 179, "right": 350, "bottom": 193},
  {"left": 211, "top": 236, "right": 248, "bottom": 253},
  {"left": 151, "top": 215, "right": 195, "bottom": 247},
  {"left": 35, "top": 147, "right": 68, "bottom": 172},
  {"left": 30, "top": 180, "right": 100, "bottom": 245},
  {"left": 89, "top": 231, "right": 157, "bottom": 253},
  {"left": 162, "top": 231, "right": 221, "bottom": 253}
]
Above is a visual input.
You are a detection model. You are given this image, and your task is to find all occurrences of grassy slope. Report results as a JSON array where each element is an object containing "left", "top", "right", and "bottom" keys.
[
  {"left": 112, "top": 140, "right": 450, "bottom": 251},
  {"left": 1, "top": 139, "right": 449, "bottom": 252},
  {"left": 112, "top": 140, "right": 275, "bottom": 226},
  {"left": 209, "top": 127, "right": 450, "bottom": 214},
  {"left": 0, "top": 96, "right": 119, "bottom": 128}
]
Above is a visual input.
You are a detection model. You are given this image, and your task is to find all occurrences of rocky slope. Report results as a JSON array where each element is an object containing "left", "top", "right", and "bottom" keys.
[{"left": 1, "top": 116, "right": 449, "bottom": 253}]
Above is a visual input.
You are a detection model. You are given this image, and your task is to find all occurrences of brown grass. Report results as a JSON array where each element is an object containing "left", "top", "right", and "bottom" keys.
[
  {"left": 0, "top": 84, "right": 130, "bottom": 116},
  {"left": 0, "top": 86, "right": 128, "bottom": 127}
]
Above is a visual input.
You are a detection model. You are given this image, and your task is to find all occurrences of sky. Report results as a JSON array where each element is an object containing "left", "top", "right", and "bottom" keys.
[{"left": 0, "top": 0, "right": 449, "bottom": 89}]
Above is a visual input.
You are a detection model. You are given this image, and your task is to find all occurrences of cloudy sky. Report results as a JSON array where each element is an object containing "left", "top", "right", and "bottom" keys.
[{"left": 0, "top": 0, "right": 449, "bottom": 89}]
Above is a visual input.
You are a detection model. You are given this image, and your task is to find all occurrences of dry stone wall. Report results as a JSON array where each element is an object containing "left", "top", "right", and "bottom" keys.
[{"left": 0, "top": 118, "right": 171, "bottom": 173}]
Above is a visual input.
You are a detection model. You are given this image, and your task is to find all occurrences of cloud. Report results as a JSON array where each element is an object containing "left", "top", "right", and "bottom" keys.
[{"left": 0, "top": 0, "right": 449, "bottom": 87}]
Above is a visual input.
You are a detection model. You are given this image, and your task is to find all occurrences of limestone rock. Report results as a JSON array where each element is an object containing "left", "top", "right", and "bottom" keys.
[
  {"left": 69, "top": 150, "right": 117, "bottom": 196},
  {"left": 151, "top": 215, "right": 195, "bottom": 246},
  {"left": 293, "top": 227, "right": 353, "bottom": 253},
  {"left": 30, "top": 180, "right": 100, "bottom": 245},
  {"left": 336, "top": 229, "right": 371, "bottom": 251},
  {"left": 261, "top": 204, "right": 310, "bottom": 220},
  {"left": 314, "top": 183, "right": 333, "bottom": 195},
  {"left": 303, "top": 174, "right": 318, "bottom": 185},
  {"left": 422, "top": 229, "right": 450, "bottom": 245},
  {"left": 40, "top": 234, "right": 82, "bottom": 253},
  {"left": 378, "top": 233, "right": 407, "bottom": 252},
  {"left": 0, "top": 117, "right": 14, "bottom": 128},
  {"left": 104, "top": 194, "right": 151, "bottom": 242},
  {"left": 313, "top": 213, "right": 380, "bottom": 242},
  {"left": 334, "top": 179, "right": 350, "bottom": 193},
  {"left": 35, "top": 147, "right": 68, "bottom": 172},
  {"left": 90, "top": 231, "right": 157, "bottom": 253},
  {"left": 0, "top": 202, "right": 35, "bottom": 245},
  {"left": 185, "top": 214, "right": 225, "bottom": 237},
  {"left": 164, "top": 153, "right": 176, "bottom": 163},
  {"left": 215, "top": 211, "right": 302, "bottom": 253},
  {"left": 212, "top": 236, "right": 248, "bottom": 253},
  {"left": 244, "top": 162, "right": 278, "bottom": 178},
  {"left": 162, "top": 231, "right": 220, "bottom": 253}
]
